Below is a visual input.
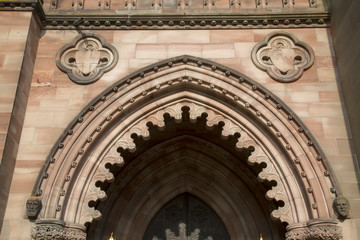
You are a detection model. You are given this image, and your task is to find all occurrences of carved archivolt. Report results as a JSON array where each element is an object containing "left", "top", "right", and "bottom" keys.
[
  {"left": 81, "top": 100, "right": 292, "bottom": 225},
  {"left": 251, "top": 31, "right": 315, "bottom": 82},
  {"left": 56, "top": 33, "right": 118, "bottom": 84},
  {"left": 30, "top": 56, "right": 340, "bottom": 239}
]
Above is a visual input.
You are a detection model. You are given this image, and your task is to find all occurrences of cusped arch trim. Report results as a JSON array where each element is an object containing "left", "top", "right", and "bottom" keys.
[{"left": 30, "top": 55, "right": 341, "bottom": 239}]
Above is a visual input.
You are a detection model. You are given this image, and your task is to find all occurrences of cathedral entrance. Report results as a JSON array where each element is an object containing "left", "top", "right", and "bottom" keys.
[
  {"left": 86, "top": 106, "right": 285, "bottom": 240},
  {"left": 29, "top": 56, "right": 340, "bottom": 240}
]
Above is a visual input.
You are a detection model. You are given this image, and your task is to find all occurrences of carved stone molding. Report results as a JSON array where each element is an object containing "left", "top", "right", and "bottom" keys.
[
  {"left": 43, "top": 15, "right": 329, "bottom": 30},
  {"left": 30, "top": 56, "right": 339, "bottom": 234},
  {"left": 251, "top": 31, "right": 315, "bottom": 83},
  {"left": 333, "top": 196, "right": 350, "bottom": 219},
  {"left": 26, "top": 196, "right": 42, "bottom": 220},
  {"left": 285, "top": 218, "right": 342, "bottom": 240},
  {"left": 31, "top": 219, "right": 87, "bottom": 240},
  {"left": 80, "top": 101, "right": 293, "bottom": 225},
  {"left": 56, "top": 33, "right": 118, "bottom": 84},
  {"left": 0, "top": 1, "right": 330, "bottom": 30}
]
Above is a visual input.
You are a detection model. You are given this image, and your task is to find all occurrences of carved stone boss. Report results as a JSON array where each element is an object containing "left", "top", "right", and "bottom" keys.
[
  {"left": 251, "top": 31, "right": 314, "bottom": 83},
  {"left": 56, "top": 33, "right": 118, "bottom": 84}
]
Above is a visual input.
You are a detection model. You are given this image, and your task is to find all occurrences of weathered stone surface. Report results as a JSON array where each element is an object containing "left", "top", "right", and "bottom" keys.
[{"left": 0, "top": 10, "right": 358, "bottom": 239}]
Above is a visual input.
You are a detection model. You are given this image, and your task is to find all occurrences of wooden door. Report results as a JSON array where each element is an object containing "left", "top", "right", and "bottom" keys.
[{"left": 143, "top": 193, "right": 231, "bottom": 240}]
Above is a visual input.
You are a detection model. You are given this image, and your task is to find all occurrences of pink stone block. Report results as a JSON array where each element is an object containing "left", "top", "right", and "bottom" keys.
[
  {"left": 319, "top": 91, "right": 341, "bottom": 102},
  {"left": 210, "top": 30, "right": 254, "bottom": 43},
  {"left": 3, "top": 54, "right": 23, "bottom": 70},
  {"left": 0, "top": 26, "right": 10, "bottom": 40},
  {"left": 33, "top": 127, "right": 64, "bottom": 145},
  {"left": 113, "top": 44, "right": 136, "bottom": 59},
  {"left": 290, "top": 91, "right": 320, "bottom": 103},
  {"left": 168, "top": 44, "right": 202, "bottom": 58},
  {"left": 0, "top": 12, "right": 31, "bottom": 26},
  {"left": 158, "top": 30, "right": 210, "bottom": 44},
  {"left": 9, "top": 26, "right": 29, "bottom": 40},
  {"left": 203, "top": 44, "right": 235, "bottom": 58},
  {"left": 317, "top": 68, "right": 338, "bottom": 82},
  {"left": 33, "top": 71, "right": 53, "bottom": 84},
  {"left": 34, "top": 57, "right": 55, "bottom": 72},
  {"left": 309, "top": 103, "right": 344, "bottom": 117},
  {"left": 113, "top": 31, "right": 158, "bottom": 44},
  {"left": 234, "top": 42, "right": 256, "bottom": 59},
  {"left": 135, "top": 44, "right": 167, "bottom": 59},
  {"left": 0, "top": 40, "right": 26, "bottom": 53}
]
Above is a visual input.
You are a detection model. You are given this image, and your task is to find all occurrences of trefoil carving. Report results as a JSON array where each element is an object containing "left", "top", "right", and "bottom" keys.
[
  {"left": 251, "top": 31, "right": 314, "bottom": 83},
  {"left": 56, "top": 33, "right": 118, "bottom": 85}
]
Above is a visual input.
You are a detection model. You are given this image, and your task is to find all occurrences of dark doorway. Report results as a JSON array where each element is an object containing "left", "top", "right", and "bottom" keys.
[{"left": 143, "top": 193, "right": 231, "bottom": 240}]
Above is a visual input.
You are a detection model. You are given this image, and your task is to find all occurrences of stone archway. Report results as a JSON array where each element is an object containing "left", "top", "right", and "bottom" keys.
[{"left": 29, "top": 56, "right": 342, "bottom": 240}]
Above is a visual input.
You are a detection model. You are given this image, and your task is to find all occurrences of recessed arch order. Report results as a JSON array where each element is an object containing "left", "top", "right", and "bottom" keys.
[{"left": 29, "top": 55, "right": 342, "bottom": 240}]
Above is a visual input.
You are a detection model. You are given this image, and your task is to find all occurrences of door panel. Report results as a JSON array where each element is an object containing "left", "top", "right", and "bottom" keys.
[{"left": 143, "top": 193, "right": 231, "bottom": 240}]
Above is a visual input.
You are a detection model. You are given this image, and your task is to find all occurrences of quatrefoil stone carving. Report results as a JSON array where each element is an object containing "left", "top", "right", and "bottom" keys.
[
  {"left": 251, "top": 31, "right": 315, "bottom": 83},
  {"left": 56, "top": 33, "right": 118, "bottom": 84}
]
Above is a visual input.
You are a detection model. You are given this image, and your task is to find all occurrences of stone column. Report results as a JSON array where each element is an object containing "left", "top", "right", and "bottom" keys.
[
  {"left": 285, "top": 218, "right": 342, "bottom": 240},
  {"left": 31, "top": 219, "right": 87, "bottom": 240}
]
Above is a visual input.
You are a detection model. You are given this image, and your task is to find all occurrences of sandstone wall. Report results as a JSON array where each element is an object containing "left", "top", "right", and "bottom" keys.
[
  {"left": 1, "top": 28, "right": 359, "bottom": 239},
  {"left": 0, "top": 11, "right": 40, "bottom": 233}
]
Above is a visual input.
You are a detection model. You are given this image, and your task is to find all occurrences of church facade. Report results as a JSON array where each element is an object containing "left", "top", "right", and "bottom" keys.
[{"left": 0, "top": 0, "right": 359, "bottom": 239}]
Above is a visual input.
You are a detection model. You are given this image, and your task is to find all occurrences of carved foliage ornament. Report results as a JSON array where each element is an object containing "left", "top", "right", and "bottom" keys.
[
  {"left": 285, "top": 218, "right": 342, "bottom": 240},
  {"left": 31, "top": 219, "right": 86, "bottom": 240},
  {"left": 56, "top": 33, "right": 118, "bottom": 84},
  {"left": 251, "top": 31, "right": 314, "bottom": 83}
]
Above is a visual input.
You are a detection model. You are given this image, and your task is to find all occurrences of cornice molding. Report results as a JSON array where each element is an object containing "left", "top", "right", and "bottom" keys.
[
  {"left": 42, "top": 13, "right": 330, "bottom": 30},
  {"left": 0, "top": 0, "right": 45, "bottom": 16},
  {"left": 0, "top": 0, "right": 330, "bottom": 30}
]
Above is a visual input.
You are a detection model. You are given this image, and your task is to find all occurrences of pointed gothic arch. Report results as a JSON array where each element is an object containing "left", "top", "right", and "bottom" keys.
[{"left": 29, "top": 56, "right": 342, "bottom": 240}]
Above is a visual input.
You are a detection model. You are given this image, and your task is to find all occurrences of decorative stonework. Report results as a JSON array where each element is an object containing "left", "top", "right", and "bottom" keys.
[
  {"left": 30, "top": 56, "right": 339, "bottom": 239},
  {"left": 285, "top": 218, "right": 342, "bottom": 240},
  {"left": 333, "top": 196, "right": 350, "bottom": 219},
  {"left": 251, "top": 31, "right": 315, "bottom": 83},
  {"left": 42, "top": 16, "right": 330, "bottom": 30},
  {"left": 26, "top": 196, "right": 42, "bottom": 220},
  {"left": 31, "top": 219, "right": 86, "bottom": 240},
  {"left": 153, "top": 223, "right": 213, "bottom": 240},
  {"left": 81, "top": 101, "right": 293, "bottom": 225},
  {"left": 0, "top": 1, "right": 330, "bottom": 30},
  {"left": 56, "top": 33, "right": 118, "bottom": 84}
]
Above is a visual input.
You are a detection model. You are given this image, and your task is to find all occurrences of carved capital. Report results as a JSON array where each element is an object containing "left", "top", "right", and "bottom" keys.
[
  {"left": 31, "top": 219, "right": 86, "bottom": 240},
  {"left": 56, "top": 33, "right": 118, "bottom": 85},
  {"left": 251, "top": 31, "right": 314, "bottom": 83},
  {"left": 286, "top": 218, "right": 342, "bottom": 240}
]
